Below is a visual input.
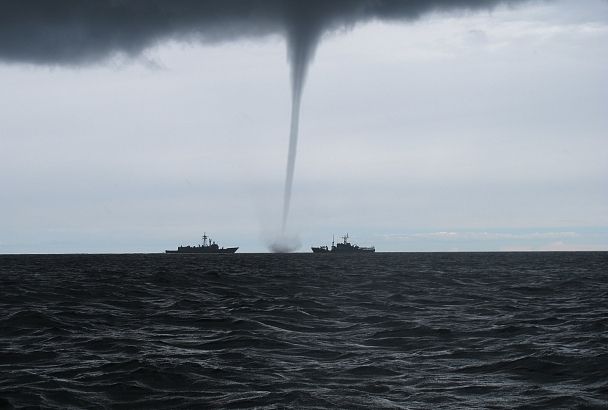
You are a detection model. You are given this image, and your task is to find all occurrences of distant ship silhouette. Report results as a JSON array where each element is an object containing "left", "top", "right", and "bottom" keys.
[
  {"left": 312, "top": 234, "right": 375, "bottom": 253},
  {"left": 166, "top": 233, "right": 238, "bottom": 254}
]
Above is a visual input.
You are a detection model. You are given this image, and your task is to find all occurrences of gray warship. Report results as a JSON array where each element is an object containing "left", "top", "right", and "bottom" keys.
[
  {"left": 166, "top": 233, "right": 238, "bottom": 254},
  {"left": 311, "top": 234, "right": 375, "bottom": 253}
]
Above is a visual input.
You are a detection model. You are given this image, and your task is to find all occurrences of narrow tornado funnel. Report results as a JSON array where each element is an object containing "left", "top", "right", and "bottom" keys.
[
  {"left": 281, "top": 23, "right": 319, "bottom": 235},
  {"left": 269, "top": 23, "right": 318, "bottom": 252},
  {"left": 281, "top": 57, "right": 304, "bottom": 233}
]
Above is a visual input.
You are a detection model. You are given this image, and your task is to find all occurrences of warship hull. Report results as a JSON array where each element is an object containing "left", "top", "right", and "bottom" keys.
[
  {"left": 311, "top": 247, "right": 375, "bottom": 253},
  {"left": 166, "top": 247, "right": 238, "bottom": 254}
]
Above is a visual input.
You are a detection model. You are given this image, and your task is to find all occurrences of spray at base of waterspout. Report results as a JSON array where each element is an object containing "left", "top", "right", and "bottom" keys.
[{"left": 268, "top": 233, "right": 301, "bottom": 253}]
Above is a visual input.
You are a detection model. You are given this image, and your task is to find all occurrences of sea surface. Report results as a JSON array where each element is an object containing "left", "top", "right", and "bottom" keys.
[{"left": 1, "top": 252, "right": 607, "bottom": 409}]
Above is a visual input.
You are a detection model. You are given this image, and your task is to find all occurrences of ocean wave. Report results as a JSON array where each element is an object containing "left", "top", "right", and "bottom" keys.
[{"left": 1, "top": 252, "right": 607, "bottom": 409}]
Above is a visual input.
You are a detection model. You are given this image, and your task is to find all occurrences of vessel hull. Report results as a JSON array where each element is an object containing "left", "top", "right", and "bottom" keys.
[
  {"left": 332, "top": 248, "right": 375, "bottom": 253},
  {"left": 165, "top": 247, "right": 238, "bottom": 254},
  {"left": 311, "top": 246, "right": 375, "bottom": 253}
]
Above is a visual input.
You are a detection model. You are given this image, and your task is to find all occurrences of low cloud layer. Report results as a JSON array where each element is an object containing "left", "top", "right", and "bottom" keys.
[{"left": 0, "top": 1, "right": 529, "bottom": 66}]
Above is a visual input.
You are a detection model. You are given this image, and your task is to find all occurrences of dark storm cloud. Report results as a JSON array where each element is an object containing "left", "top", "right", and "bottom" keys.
[{"left": 0, "top": 0, "right": 527, "bottom": 65}]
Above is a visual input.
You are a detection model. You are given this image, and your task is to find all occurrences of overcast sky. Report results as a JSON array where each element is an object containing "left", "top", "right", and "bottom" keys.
[{"left": 1, "top": 0, "right": 607, "bottom": 253}]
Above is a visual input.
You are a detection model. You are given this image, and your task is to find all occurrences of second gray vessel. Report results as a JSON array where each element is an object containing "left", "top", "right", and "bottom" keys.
[{"left": 312, "top": 234, "right": 375, "bottom": 253}]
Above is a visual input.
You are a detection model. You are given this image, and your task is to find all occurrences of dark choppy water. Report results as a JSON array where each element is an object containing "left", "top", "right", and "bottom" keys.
[{"left": 1, "top": 252, "right": 607, "bottom": 409}]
